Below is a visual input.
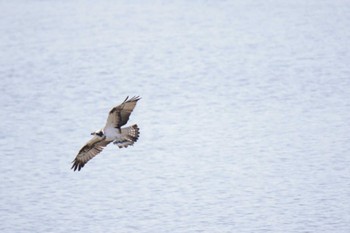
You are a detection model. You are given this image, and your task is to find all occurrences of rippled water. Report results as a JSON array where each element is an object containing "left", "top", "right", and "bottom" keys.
[{"left": 1, "top": 1, "right": 350, "bottom": 232}]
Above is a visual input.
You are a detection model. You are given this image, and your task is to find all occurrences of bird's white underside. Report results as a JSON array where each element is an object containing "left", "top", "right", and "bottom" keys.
[{"left": 103, "top": 126, "right": 122, "bottom": 141}]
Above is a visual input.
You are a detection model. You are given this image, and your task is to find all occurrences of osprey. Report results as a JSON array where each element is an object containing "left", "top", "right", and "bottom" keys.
[{"left": 71, "top": 96, "right": 141, "bottom": 171}]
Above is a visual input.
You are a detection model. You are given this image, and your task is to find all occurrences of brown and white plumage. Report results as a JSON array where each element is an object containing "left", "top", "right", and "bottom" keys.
[
  {"left": 105, "top": 96, "right": 140, "bottom": 129},
  {"left": 71, "top": 136, "right": 111, "bottom": 171},
  {"left": 71, "top": 96, "right": 141, "bottom": 171}
]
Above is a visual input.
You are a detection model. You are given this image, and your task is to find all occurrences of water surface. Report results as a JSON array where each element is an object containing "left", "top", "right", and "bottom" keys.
[{"left": 1, "top": 1, "right": 350, "bottom": 232}]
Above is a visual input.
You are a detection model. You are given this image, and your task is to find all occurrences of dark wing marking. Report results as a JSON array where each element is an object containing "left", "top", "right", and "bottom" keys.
[
  {"left": 71, "top": 137, "right": 111, "bottom": 171},
  {"left": 105, "top": 96, "right": 141, "bottom": 129}
]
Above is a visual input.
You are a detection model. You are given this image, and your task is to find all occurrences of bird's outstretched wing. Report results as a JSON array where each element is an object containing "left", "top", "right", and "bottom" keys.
[
  {"left": 71, "top": 136, "right": 111, "bottom": 171},
  {"left": 105, "top": 96, "right": 141, "bottom": 129}
]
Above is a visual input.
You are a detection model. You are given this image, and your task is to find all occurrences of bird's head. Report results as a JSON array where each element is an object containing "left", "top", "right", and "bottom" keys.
[{"left": 91, "top": 130, "right": 104, "bottom": 137}]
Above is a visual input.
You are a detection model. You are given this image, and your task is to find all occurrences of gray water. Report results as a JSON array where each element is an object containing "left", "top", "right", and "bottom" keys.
[{"left": 1, "top": 1, "right": 350, "bottom": 232}]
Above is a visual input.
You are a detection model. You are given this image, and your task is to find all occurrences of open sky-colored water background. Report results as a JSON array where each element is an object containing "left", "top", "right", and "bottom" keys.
[{"left": 1, "top": 1, "right": 350, "bottom": 232}]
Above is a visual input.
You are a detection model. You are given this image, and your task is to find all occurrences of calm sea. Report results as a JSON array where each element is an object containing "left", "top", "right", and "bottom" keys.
[{"left": 1, "top": 1, "right": 350, "bottom": 232}]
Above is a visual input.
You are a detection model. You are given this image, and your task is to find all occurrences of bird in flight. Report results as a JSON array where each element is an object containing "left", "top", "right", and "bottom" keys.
[{"left": 71, "top": 96, "right": 141, "bottom": 171}]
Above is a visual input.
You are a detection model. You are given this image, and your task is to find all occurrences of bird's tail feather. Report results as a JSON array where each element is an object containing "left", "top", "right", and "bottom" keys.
[{"left": 113, "top": 124, "right": 140, "bottom": 148}]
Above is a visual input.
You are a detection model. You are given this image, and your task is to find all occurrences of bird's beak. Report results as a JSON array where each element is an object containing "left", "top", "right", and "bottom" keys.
[{"left": 91, "top": 132, "right": 95, "bottom": 135}]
